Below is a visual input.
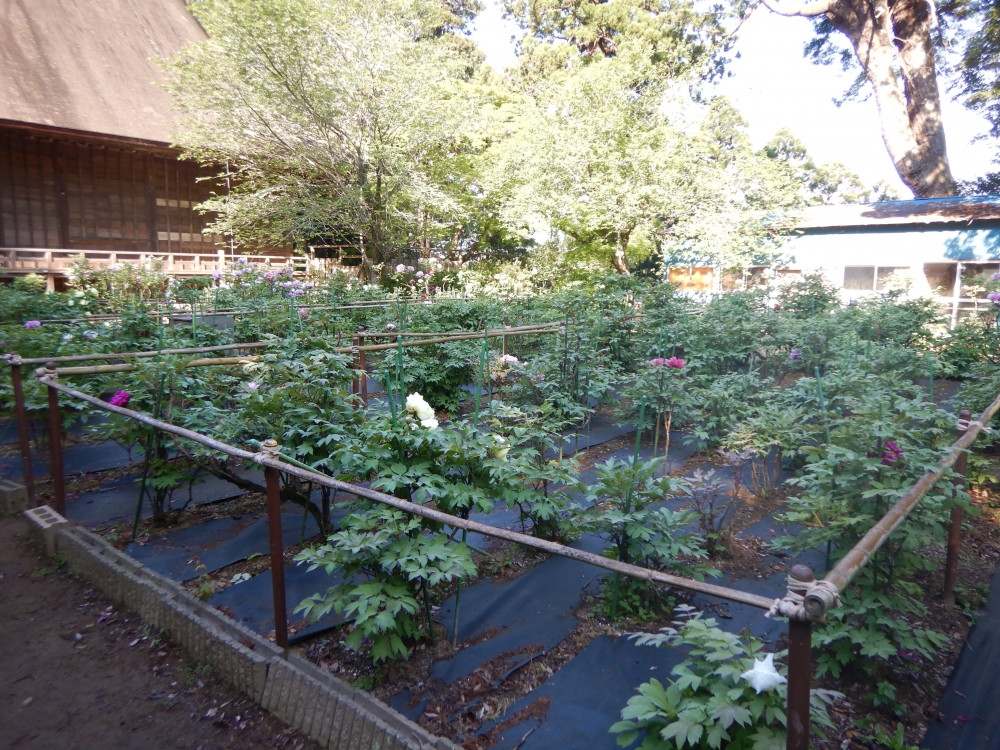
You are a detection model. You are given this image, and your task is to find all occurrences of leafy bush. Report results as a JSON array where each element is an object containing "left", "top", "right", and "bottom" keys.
[
  {"left": 611, "top": 606, "right": 840, "bottom": 749},
  {"left": 294, "top": 505, "right": 475, "bottom": 662}
]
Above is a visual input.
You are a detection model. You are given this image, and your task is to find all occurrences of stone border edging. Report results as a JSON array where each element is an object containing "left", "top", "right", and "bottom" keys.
[{"left": 22, "top": 506, "right": 456, "bottom": 750}]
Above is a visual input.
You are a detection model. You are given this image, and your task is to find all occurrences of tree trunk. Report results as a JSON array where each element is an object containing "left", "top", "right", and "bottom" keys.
[
  {"left": 613, "top": 230, "right": 631, "bottom": 275},
  {"left": 760, "top": 0, "right": 956, "bottom": 198}
]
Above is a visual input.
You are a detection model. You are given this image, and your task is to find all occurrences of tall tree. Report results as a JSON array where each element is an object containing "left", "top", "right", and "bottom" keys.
[
  {"left": 757, "top": 0, "right": 962, "bottom": 198},
  {"left": 956, "top": 1, "right": 1000, "bottom": 193},
  {"left": 763, "top": 128, "right": 897, "bottom": 204},
  {"left": 483, "top": 0, "right": 791, "bottom": 274},
  {"left": 163, "top": 0, "right": 483, "bottom": 278}
]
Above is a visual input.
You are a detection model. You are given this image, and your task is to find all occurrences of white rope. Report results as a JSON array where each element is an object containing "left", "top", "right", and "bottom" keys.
[
  {"left": 766, "top": 578, "right": 841, "bottom": 621},
  {"left": 957, "top": 418, "right": 993, "bottom": 434}
]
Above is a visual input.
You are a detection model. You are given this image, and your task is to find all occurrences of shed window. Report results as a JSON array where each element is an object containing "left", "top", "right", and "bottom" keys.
[
  {"left": 843, "top": 266, "right": 875, "bottom": 290},
  {"left": 844, "top": 266, "right": 907, "bottom": 291}
]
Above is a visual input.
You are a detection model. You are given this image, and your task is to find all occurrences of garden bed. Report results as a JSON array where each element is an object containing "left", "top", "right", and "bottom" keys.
[{"left": 37, "top": 427, "right": 1000, "bottom": 750}]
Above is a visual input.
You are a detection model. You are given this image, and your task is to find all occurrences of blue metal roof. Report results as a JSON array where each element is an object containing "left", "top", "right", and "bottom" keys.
[{"left": 792, "top": 195, "right": 1000, "bottom": 231}]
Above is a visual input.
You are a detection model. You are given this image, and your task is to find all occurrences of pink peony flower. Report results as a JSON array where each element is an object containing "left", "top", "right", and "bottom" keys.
[
  {"left": 299, "top": 308, "right": 309, "bottom": 318},
  {"left": 108, "top": 390, "right": 131, "bottom": 407},
  {"left": 664, "top": 357, "right": 686, "bottom": 369},
  {"left": 24, "top": 320, "right": 41, "bottom": 328}
]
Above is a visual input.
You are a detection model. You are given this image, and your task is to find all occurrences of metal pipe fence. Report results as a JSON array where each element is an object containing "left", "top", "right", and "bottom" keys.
[{"left": 12, "top": 341, "right": 1000, "bottom": 750}]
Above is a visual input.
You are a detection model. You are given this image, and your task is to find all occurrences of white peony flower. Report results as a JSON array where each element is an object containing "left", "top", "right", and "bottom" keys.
[
  {"left": 420, "top": 418, "right": 439, "bottom": 430},
  {"left": 493, "top": 435, "right": 510, "bottom": 461},
  {"left": 740, "top": 653, "right": 787, "bottom": 694},
  {"left": 405, "top": 392, "right": 435, "bottom": 422}
]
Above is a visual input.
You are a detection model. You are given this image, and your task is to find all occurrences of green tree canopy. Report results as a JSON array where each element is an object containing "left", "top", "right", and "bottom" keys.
[{"left": 164, "top": 0, "right": 486, "bottom": 278}]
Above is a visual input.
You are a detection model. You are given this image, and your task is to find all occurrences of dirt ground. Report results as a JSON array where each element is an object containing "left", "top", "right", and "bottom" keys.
[{"left": 0, "top": 512, "right": 321, "bottom": 750}]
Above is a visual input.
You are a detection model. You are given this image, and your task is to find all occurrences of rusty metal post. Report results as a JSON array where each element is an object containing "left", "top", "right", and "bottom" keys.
[
  {"left": 10, "top": 354, "right": 35, "bottom": 503},
  {"left": 261, "top": 439, "right": 289, "bottom": 648},
  {"left": 944, "top": 409, "right": 972, "bottom": 605},
  {"left": 785, "top": 565, "right": 814, "bottom": 750},
  {"left": 44, "top": 364, "right": 66, "bottom": 515},
  {"left": 357, "top": 326, "right": 368, "bottom": 406}
]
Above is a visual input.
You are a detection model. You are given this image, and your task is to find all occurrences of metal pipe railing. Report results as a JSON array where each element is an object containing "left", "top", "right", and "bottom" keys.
[
  {"left": 31, "top": 324, "right": 561, "bottom": 378},
  {"left": 38, "top": 373, "right": 778, "bottom": 613}
]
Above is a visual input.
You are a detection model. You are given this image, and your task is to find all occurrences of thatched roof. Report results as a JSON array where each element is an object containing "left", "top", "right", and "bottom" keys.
[{"left": 0, "top": 0, "right": 206, "bottom": 145}]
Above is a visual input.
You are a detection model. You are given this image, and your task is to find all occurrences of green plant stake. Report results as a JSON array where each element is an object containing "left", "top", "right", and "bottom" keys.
[
  {"left": 814, "top": 367, "right": 832, "bottom": 445},
  {"left": 624, "top": 397, "right": 647, "bottom": 516},
  {"left": 394, "top": 335, "right": 405, "bottom": 412},
  {"left": 928, "top": 359, "right": 935, "bottom": 403},
  {"left": 609, "top": 397, "right": 647, "bottom": 619},
  {"left": 133, "top": 373, "right": 166, "bottom": 539},
  {"left": 473, "top": 322, "right": 488, "bottom": 429}
]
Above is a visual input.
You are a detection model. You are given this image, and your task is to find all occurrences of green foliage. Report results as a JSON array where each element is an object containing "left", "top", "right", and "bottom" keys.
[
  {"left": 578, "top": 458, "right": 711, "bottom": 577},
  {"left": 856, "top": 721, "right": 920, "bottom": 750},
  {"left": 611, "top": 606, "right": 840, "bottom": 749},
  {"left": 938, "top": 319, "right": 1000, "bottom": 377},
  {"left": 810, "top": 585, "right": 949, "bottom": 683},
  {"left": 775, "top": 373, "right": 958, "bottom": 584},
  {"left": 376, "top": 340, "right": 479, "bottom": 414},
  {"left": 12, "top": 273, "right": 46, "bottom": 293},
  {"left": 295, "top": 505, "right": 475, "bottom": 663},
  {"left": 66, "top": 255, "right": 168, "bottom": 308},
  {"left": 774, "top": 273, "right": 840, "bottom": 317}
]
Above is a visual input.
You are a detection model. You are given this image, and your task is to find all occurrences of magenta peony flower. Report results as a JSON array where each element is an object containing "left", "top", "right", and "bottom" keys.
[
  {"left": 789, "top": 349, "right": 802, "bottom": 362},
  {"left": 881, "top": 440, "right": 904, "bottom": 466},
  {"left": 664, "top": 357, "right": 686, "bottom": 369},
  {"left": 24, "top": 320, "right": 41, "bottom": 328},
  {"left": 108, "top": 390, "right": 131, "bottom": 407}
]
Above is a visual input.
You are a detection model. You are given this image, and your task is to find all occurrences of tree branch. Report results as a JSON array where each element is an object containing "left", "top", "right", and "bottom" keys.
[{"left": 759, "top": 0, "right": 835, "bottom": 18}]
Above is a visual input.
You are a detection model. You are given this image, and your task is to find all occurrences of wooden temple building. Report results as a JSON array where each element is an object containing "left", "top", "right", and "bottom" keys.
[{"left": 0, "top": 0, "right": 296, "bottom": 291}]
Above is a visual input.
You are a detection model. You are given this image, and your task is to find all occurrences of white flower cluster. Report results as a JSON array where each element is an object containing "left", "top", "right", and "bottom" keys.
[{"left": 405, "top": 392, "right": 438, "bottom": 430}]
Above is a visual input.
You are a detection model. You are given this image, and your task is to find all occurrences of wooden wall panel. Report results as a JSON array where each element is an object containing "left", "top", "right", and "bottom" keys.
[
  {"left": 0, "top": 130, "right": 61, "bottom": 247},
  {"left": 1, "top": 126, "right": 287, "bottom": 263},
  {"left": 63, "top": 142, "right": 149, "bottom": 246},
  {"left": 151, "top": 156, "right": 221, "bottom": 253}
]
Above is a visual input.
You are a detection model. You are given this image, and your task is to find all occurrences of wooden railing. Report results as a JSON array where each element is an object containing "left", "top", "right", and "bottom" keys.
[{"left": 0, "top": 247, "right": 306, "bottom": 277}]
